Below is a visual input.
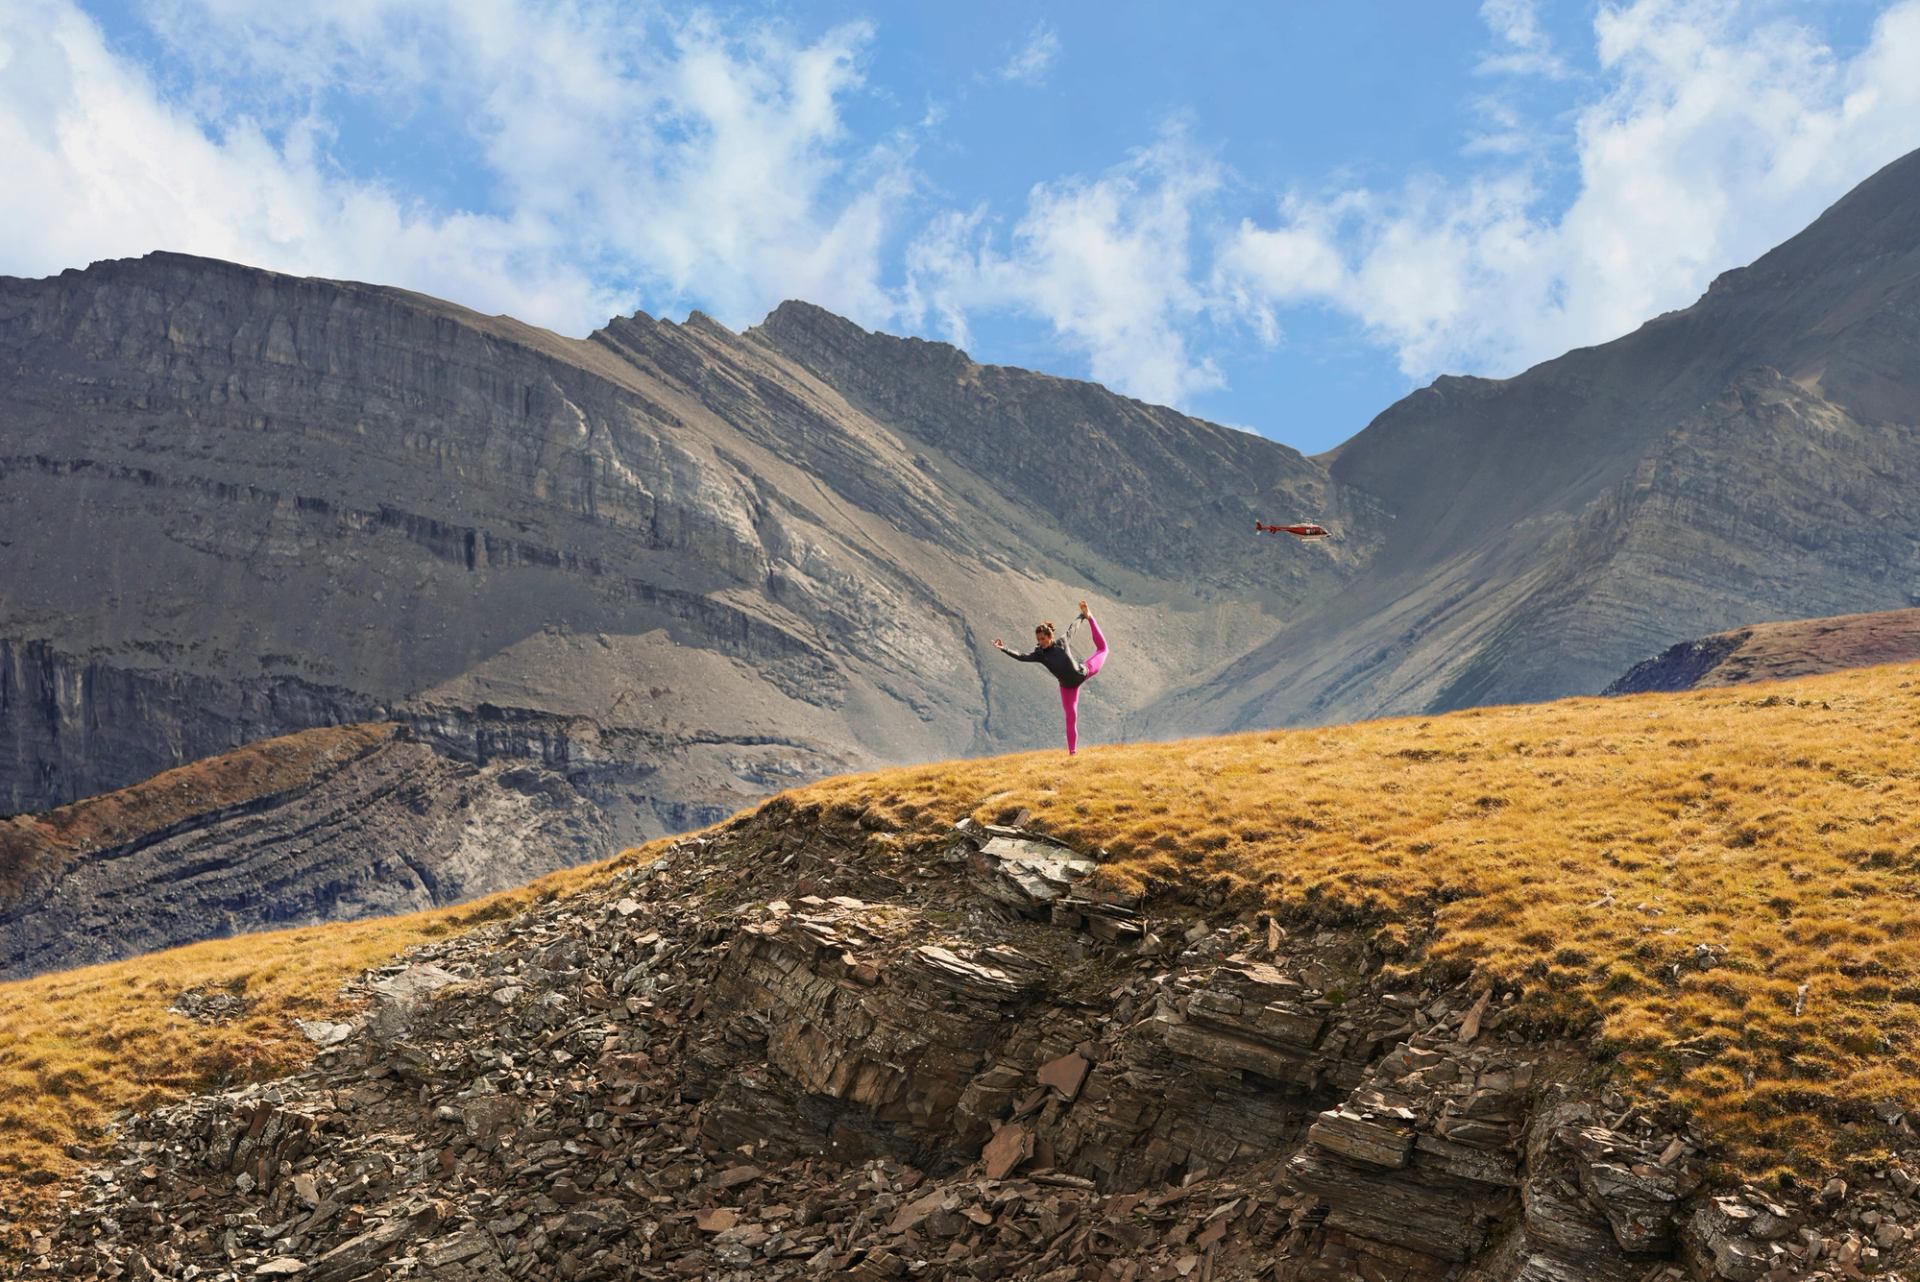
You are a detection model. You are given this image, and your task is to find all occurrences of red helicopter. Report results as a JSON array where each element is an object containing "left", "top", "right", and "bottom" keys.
[{"left": 1255, "top": 521, "right": 1332, "bottom": 539}]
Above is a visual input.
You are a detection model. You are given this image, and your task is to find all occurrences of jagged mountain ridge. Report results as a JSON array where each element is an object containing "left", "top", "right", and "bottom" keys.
[
  {"left": 0, "top": 253, "right": 1364, "bottom": 831},
  {"left": 1144, "top": 146, "right": 1920, "bottom": 734}
]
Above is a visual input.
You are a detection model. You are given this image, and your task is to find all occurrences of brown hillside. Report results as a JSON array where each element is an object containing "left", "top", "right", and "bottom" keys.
[
  {"left": 1606, "top": 606, "right": 1920, "bottom": 694},
  {"left": 0, "top": 723, "right": 614, "bottom": 979},
  {"left": 0, "top": 724, "right": 396, "bottom": 908}
]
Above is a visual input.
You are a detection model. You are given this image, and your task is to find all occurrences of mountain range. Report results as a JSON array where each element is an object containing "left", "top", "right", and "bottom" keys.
[
  {"left": 0, "top": 254, "right": 1365, "bottom": 834},
  {"left": 1146, "top": 145, "right": 1920, "bottom": 733},
  {"left": 3, "top": 148, "right": 1919, "bottom": 971}
]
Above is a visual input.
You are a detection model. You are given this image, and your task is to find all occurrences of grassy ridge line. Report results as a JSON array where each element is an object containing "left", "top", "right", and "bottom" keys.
[
  {"left": 798, "top": 661, "right": 1920, "bottom": 1178},
  {"left": 0, "top": 849, "right": 645, "bottom": 1234}
]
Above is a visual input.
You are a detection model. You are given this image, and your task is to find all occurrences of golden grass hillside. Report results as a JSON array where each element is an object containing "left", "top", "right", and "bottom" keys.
[
  {"left": 0, "top": 853, "right": 628, "bottom": 1235},
  {"left": 2, "top": 660, "right": 1917, "bottom": 1233},
  {"left": 801, "top": 661, "right": 1920, "bottom": 1179}
]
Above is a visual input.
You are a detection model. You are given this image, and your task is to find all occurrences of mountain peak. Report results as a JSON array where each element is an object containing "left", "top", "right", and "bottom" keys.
[
  {"left": 750, "top": 299, "right": 979, "bottom": 373},
  {"left": 682, "top": 309, "right": 734, "bottom": 338},
  {"left": 753, "top": 298, "right": 870, "bottom": 344},
  {"left": 1709, "top": 145, "right": 1920, "bottom": 298}
]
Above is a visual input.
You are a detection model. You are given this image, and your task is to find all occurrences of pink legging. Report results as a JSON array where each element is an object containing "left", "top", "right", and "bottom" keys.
[{"left": 1060, "top": 614, "right": 1108, "bottom": 754}]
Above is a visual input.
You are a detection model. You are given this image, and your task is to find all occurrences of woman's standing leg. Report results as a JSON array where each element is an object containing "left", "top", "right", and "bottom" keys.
[
  {"left": 1081, "top": 614, "right": 1109, "bottom": 678},
  {"left": 1060, "top": 684, "right": 1079, "bottom": 754}
]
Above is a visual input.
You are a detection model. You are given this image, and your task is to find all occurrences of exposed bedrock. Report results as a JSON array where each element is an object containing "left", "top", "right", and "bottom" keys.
[
  {"left": 0, "top": 636, "right": 379, "bottom": 818},
  {"left": 0, "top": 635, "right": 847, "bottom": 839},
  {"left": 0, "top": 684, "right": 863, "bottom": 978},
  {"left": 0, "top": 631, "right": 848, "bottom": 978}
]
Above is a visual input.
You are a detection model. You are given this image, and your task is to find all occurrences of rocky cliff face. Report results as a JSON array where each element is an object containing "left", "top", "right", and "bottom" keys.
[
  {"left": 27, "top": 807, "right": 1917, "bottom": 1280},
  {"left": 1146, "top": 147, "right": 1920, "bottom": 733},
  {"left": 748, "top": 301, "right": 1382, "bottom": 595},
  {"left": 0, "top": 724, "right": 613, "bottom": 979},
  {"left": 1604, "top": 605, "right": 1920, "bottom": 695},
  {"left": 0, "top": 252, "right": 1365, "bottom": 832},
  {"left": 0, "top": 637, "right": 382, "bottom": 817}
]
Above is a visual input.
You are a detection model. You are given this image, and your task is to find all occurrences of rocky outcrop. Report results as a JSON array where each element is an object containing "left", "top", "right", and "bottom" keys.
[
  {"left": 1604, "top": 632, "right": 1750, "bottom": 697},
  {"left": 0, "top": 724, "right": 614, "bottom": 979},
  {"left": 22, "top": 809, "right": 1918, "bottom": 1279},
  {"left": 1604, "top": 606, "right": 1920, "bottom": 694}
]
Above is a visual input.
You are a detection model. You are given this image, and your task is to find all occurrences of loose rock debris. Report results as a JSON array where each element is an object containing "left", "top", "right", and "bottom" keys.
[
  {"left": 20, "top": 807, "right": 1920, "bottom": 1280},
  {"left": 167, "top": 984, "right": 251, "bottom": 1027}
]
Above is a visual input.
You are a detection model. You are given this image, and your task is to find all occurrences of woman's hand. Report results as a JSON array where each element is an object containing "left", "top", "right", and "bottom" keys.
[
  {"left": 1078, "top": 599, "right": 1088, "bottom": 618},
  {"left": 993, "top": 639, "right": 1005, "bottom": 649}
]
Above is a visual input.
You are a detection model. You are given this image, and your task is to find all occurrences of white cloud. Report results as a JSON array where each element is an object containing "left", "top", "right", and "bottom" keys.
[
  {"left": 905, "top": 131, "right": 1225, "bottom": 407},
  {"left": 1467, "top": 1, "right": 1569, "bottom": 162},
  {"left": 1462, "top": 98, "right": 1543, "bottom": 157},
  {"left": 1477, "top": 0, "right": 1569, "bottom": 78},
  {"left": 0, "top": 0, "right": 910, "bottom": 334},
  {"left": 1000, "top": 23, "right": 1060, "bottom": 86},
  {"left": 1220, "top": 0, "right": 1920, "bottom": 381},
  {"left": 0, "top": 0, "right": 612, "bottom": 329}
]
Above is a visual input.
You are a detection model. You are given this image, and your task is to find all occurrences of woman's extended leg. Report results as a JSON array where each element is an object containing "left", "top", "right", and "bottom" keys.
[
  {"left": 1060, "top": 684, "right": 1080, "bottom": 754},
  {"left": 1081, "top": 613, "right": 1109, "bottom": 678}
]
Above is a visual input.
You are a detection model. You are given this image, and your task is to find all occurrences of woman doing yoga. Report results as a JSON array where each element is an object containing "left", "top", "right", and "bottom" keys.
[{"left": 993, "top": 600, "right": 1109, "bottom": 755}]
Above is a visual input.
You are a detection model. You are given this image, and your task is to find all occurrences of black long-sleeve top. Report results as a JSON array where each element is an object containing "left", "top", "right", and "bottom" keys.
[{"left": 1000, "top": 638, "right": 1087, "bottom": 688}]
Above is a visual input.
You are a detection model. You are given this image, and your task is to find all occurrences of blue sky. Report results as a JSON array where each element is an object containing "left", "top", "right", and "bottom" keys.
[{"left": 3, "top": 1, "right": 1918, "bottom": 454}]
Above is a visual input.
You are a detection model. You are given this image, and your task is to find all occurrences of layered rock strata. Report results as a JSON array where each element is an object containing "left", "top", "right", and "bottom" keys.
[{"left": 0, "top": 723, "right": 612, "bottom": 979}]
